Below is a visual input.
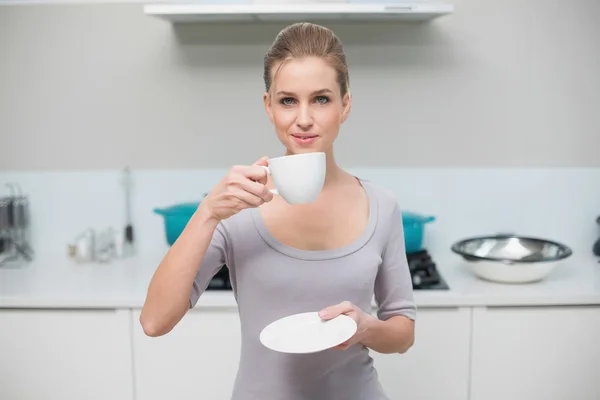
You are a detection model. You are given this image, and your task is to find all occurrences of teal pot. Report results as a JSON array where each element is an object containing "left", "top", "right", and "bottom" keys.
[
  {"left": 153, "top": 202, "right": 200, "bottom": 246},
  {"left": 402, "top": 211, "right": 436, "bottom": 254}
]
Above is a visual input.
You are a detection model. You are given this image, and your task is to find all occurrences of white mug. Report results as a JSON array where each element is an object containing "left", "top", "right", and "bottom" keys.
[{"left": 260, "top": 152, "right": 326, "bottom": 205}]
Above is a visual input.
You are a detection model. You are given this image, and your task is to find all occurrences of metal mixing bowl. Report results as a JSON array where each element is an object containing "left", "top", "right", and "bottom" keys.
[
  {"left": 452, "top": 235, "right": 572, "bottom": 263},
  {"left": 451, "top": 234, "right": 573, "bottom": 283}
]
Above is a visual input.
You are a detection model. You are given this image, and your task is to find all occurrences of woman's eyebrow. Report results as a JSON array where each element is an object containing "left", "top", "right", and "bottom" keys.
[{"left": 276, "top": 89, "right": 333, "bottom": 96}]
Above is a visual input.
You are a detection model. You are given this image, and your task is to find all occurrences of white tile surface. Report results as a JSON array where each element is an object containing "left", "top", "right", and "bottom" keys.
[{"left": 1, "top": 167, "right": 598, "bottom": 257}]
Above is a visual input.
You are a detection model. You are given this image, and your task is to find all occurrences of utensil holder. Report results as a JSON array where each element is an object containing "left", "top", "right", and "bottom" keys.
[{"left": 0, "top": 182, "right": 34, "bottom": 267}]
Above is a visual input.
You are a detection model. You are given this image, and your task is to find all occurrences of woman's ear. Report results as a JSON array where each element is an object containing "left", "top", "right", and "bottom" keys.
[
  {"left": 264, "top": 91, "right": 274, "bottom": 124},
  {"left": 340, "top": 90, "right": 352, "bottom": 124}
]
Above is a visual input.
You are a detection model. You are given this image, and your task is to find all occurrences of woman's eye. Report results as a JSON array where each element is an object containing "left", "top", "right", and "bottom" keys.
[
  {"left": 280, "top": 97, "right": 295, "bottom": 105},
  {"left": 315, "top": 96, "right": 329, "bottom": 104}
]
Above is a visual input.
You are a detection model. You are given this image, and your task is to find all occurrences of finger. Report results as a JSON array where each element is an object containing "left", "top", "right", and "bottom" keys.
[
  {"left": 333, "top": 338, "right": 356, "bottom": 351},
  {"left": 225, "top": 170, "right": 272, "bottom": 203},
  {"left": 253, "top": 156, "right": 269, "bottom": 167},
  {"left": 230, "top": 189, "right": 264, "bottom": 209},
  {"left": 242, "top": 165, "right": 269, "bottom": 184},
  {"left": 237, "top": 178, "right": 274, "bottom": 203},
  {"left": 319, "top": 301, "right": 354, "bottom": 320},
  {"left": 333, "top": 342, "right": 351, "bottom": 350}
]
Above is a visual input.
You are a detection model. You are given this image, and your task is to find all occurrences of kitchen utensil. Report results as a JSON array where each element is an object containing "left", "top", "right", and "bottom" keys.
[
  {"left": 121, "top": 167, "right": 135, "bottom": 256},
  {"left": 68, "top": 228, "right": 96, "bottom": 263},
  {"left": 451, "top": 234, "right": 572, "bottom": 283},
  {"left": 593, "top": 216, "right": 600, "bottom": 258},
  {"left": 113, "top": 229, "right": 126, "bottom": 258},
  {"left": 0, "top": 183, "right": 33, "bottom": 266},
  {"left": 0, "top": 196, "right": 14, "bottom": 263},
  {"left": 0, "top": 196, "right": 13, "bottom": 231},
  {"left": 402, "top": 212, "right": 435, "bottom": 253},
  {"left": 67, "top": 227, "right": 126, "bottom": 263},
  {"left": 259, "top": 312, "right": 357, "bottom": 354},
  {"left": 95, "top": 227, "right": 116, "bottom": 263},
  {"left": 11, "top": 186, "right": 33, "bottom": 261}
]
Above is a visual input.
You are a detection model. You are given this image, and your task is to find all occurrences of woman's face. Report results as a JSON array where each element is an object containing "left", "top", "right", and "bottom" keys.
[{"left": 264, "top": 56, "right": 351, "bottom": 156}]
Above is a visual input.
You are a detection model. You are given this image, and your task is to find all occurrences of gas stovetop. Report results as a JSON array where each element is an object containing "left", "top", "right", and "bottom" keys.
[
  {"left": 408, "top": 249, "right": 449, "bottom": 290},
  {"left": 205, "top": 249, "right": 450, "bottom": 291}
]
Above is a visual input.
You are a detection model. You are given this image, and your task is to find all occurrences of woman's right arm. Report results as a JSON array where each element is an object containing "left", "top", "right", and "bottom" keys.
[
  {"left": 139, "top": 157, "right": 273, "bottom": 337},
  {"left": 139, "top": 204, "right": 220, "bottom": 337}
]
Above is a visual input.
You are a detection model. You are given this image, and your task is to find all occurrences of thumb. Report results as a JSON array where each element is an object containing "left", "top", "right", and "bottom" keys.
[
  {"left": 319, "top": 301, "right": 352, "bottom": 321},
  {"left": 253, "top": 156, "right": 269, "bottom": 167}
]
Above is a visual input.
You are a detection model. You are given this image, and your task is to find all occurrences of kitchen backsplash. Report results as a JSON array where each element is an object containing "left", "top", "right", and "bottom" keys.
[{"left": 1, "top": 167, "right": 598, "bottom": 259}]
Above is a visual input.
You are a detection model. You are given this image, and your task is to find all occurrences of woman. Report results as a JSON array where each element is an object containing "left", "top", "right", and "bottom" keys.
[{"left": 141, "top": 22, "right": 416, "bottom": 400}]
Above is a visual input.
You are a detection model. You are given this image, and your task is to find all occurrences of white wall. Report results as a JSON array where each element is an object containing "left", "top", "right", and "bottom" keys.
[
  {"left": 1, "top": 1, "right": 599, "bottom": 262},
  {"left": 1, "top": 0, "right": 599, "bottom": 170}
]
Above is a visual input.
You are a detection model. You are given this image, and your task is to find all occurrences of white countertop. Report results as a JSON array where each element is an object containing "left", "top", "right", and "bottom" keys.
[{"left": 1, "top": 251, "right": 599, "bottom": 310}]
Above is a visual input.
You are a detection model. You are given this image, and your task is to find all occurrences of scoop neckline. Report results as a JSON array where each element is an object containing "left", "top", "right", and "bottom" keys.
[{"left": 250, "top": 178, "right": 379, "bottom": 261}]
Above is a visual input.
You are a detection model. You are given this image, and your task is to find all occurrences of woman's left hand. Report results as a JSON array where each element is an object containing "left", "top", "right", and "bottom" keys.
[{"left": 318, "top": 301, "right": 374, "bottom": 350}]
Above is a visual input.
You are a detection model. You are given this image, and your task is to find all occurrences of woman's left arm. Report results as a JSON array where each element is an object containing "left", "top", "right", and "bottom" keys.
[
  {"left": 320, "top": 201, "right": 417, "bottom": 354},
  {"left": 363, "top": 314, "right": 415, "bottom": 354},
  {"left": 319, "top": 301, "right": 415, "bottom": 354}
]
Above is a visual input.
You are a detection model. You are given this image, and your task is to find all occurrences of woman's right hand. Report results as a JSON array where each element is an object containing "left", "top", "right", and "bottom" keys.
[{"left": 200, "top": 156, "right": 274, "bottom": 222}]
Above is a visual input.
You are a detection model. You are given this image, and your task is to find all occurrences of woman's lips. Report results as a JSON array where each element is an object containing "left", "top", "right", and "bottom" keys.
[{"left": 291, "top": 134, "right": 318, "bottom": 145}]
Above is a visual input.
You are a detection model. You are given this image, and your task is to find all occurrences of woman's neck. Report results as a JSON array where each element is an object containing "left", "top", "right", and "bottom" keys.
[{"left": 323, "top": 150, "right": 345, "bottom": 187}]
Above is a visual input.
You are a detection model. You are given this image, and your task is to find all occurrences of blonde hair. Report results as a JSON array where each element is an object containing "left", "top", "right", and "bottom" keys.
[{"left": 263, "top": 22, "right": 350, "bottom": 97}]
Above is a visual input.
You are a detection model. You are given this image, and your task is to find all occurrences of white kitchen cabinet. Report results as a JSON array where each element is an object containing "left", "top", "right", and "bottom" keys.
[
  {"left": 131, "top": 308, "right": 241, "bottom": 400},
  {"left": 370, "top": 307, "right": 471, "bottom": 400},
  {"left": 470, "top": 305, "right": 600, "bottom": 400},
  {"left": 0, "top": 308, "right": 134, "bottom": 400}
]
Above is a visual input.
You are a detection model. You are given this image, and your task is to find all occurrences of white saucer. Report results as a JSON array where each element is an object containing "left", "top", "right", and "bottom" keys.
[{"left": 259, "top": 311, "right": 358, "bottom": 354}]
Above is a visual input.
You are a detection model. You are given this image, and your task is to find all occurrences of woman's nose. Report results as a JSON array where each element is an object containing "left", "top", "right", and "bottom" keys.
[{"left": 295, "top": 105, "right": 314, "bottom": 128}]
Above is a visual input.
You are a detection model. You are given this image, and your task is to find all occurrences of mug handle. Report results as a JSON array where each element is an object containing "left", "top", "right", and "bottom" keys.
[{"left": 259, "top": 166, "right": 279, "bottom": 196}]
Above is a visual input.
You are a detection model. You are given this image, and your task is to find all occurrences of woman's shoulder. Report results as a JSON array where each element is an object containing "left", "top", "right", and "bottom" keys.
[
  {"left": 357, "top": 177, "right": 400, "bottom": 216},
  {"left": 356, "top": 178, "right": 404, "bottom": 247}
]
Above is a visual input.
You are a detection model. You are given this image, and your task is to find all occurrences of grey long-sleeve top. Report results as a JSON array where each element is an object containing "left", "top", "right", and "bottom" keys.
[{"left": 190, "top": 178, "right": 417, "bottom": 400}]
